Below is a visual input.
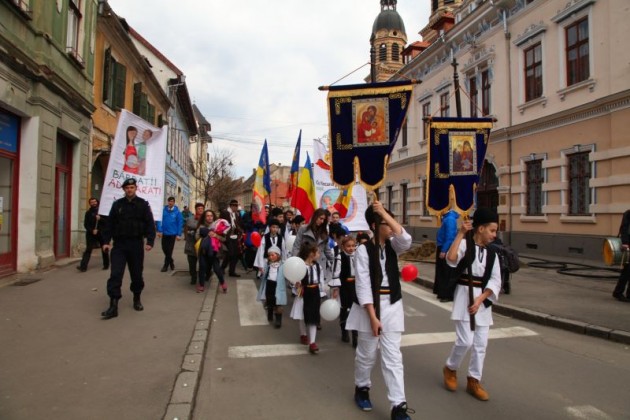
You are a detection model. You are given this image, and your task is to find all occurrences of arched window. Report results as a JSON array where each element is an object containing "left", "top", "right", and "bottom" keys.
[
  {"left": 379, "top": 43, "right": 387, "bottom": 62},
  {"left": 392, "top": 43, "right": 400, "bottom": 61}
]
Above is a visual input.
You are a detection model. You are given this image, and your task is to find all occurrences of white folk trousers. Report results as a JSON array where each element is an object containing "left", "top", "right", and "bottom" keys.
[
  {"left": 354, "top": 330, "right": 405, "bottom": 407},
  {"left": 445, "top": 321, "right": 489, "bottom": 380}
]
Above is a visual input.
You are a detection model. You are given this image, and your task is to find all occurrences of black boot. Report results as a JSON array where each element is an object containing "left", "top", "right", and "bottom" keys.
[
  {"left": 133, "top": 294, "right": 144, "bottom": 311},
  {"left": 101, "top": 298, "right": 119, "bottom": 319},
  {"left": 274, "top": 313, "right": 282, "bottom": 329},
  {"left": 267, "top": 306, "right": 274, "bottom": 322},
  {"left": 160, "top": 264, "right": 168, "bottom": 272},
  {"left": 341, "top": 328, "right": 350, "bottom": 342}
]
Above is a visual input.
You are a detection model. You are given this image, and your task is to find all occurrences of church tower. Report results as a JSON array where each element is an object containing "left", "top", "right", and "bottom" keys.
[{"left": 370, "top": 0, "right": 407, "bottom": 83}]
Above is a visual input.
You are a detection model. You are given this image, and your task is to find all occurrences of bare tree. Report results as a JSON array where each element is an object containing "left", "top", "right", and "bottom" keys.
[{"left": 194, "top": 147, "right": 239, "bottom": 211}]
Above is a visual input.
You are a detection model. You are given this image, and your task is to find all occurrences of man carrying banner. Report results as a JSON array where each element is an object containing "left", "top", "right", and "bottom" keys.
[{"left": 100, "top": 178, "right": 156, "bottom": 320}]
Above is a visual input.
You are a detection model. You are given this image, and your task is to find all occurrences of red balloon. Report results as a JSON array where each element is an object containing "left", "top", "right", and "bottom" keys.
[
  {"left": 400, "top": 264, "right": 418, "bottom": 282},
  {"left": 250, "top": 232, "right": 262, "bottom": 247}
]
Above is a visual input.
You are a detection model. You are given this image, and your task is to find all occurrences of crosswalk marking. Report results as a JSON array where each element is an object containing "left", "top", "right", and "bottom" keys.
[
  {"left": 401, "top": 282, "right": 453, "bottom": 310},
  {"left": 403, "top": 305, "right": 427, "bottom": 317},
  {"left": 237, "top": 280, "right": 268, "bottom": 326},
  {"left": 229, "top": 344, "right": 307, "bottom": 359},
  {"left": 228, "top": 327, "right": 538, "bottom": 359},
  {"left": 565, "top": 405, "right": 612, "bottom": 420}
]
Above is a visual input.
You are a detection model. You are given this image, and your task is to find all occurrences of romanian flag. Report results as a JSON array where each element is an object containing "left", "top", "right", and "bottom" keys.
[
  {"left": 285, "top": 130, "right": 301, "bottom": 200},
  {"left": 291, "top": 152, "right": 317, "bottom": 222},
  {"left": 333, "top": 183, "right": 353, "bottom": 219},
  {"left": 252, "top": 140, "right": 271, "bottom": 224}
]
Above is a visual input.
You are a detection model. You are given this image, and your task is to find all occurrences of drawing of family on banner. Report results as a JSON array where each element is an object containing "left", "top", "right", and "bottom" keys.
[
  {"left": 98, "top": 109, "right": 167, "bottom": 221},
  {"left": 312, "top": 139, "right": 369, "bottom": 231}
]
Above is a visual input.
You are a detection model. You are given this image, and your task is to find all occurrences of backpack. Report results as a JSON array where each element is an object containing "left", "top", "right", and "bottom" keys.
[{"left": 490, "top": 243, "right": 520, "bottom": 273}]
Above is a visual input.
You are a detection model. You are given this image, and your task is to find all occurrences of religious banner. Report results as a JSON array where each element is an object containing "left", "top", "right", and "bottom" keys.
[
  {"left": 426, "top": 117, "right": 494, "bottom": 217},
  {"left": 99, "top": 109, "right": 167, "bottom": 221},
  {"left": 325, "top": 81, "right": 415, "bottom": 190},
  {"left": 312, "top": 139, "right": 369, "bottom": 231}
]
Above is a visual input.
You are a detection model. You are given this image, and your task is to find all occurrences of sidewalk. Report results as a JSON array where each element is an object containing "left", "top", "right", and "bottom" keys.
[
  {"left": 0, "top": 241, "right": 219, "bottom": 420},
  {"left": 404, "top": 252, "right": 630, "bottom": 344}
]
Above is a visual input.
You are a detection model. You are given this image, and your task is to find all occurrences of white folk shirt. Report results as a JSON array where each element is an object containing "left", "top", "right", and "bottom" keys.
[
  {"left": 447, "top": 240, "right": 502, "bottom": 326},
  {"left": 345, "top": 228, "right": 412, "bottom": 333}
]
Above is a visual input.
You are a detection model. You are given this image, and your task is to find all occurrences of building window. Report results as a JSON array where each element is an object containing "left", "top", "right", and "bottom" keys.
[
  {"left": 102, "top": 47, "right": 126, "bottom": 109},
  {"left": 565, "top": 17, "right": 589, "bottom": 86},
  {"left": 379, "top": 44, "right": 387, "bottom": 62},
  {"left": 133, "top": 82, "right": 155, "bottom": 124},
  {"left": 524, "top": 42, "right": 543, "bottom": 101},
  {"left": 440, "top": 92, "right": 450, "bottom": 117},
  {"left": 481, "top": 70, "right": 491, "bottom": 115},
  {"left": 568, "top": 152, "right": 591, "bottom": 215},
  {"left": 422, "top": 102, "right": 430, "bottom": 140},
  {"left": 401, "top": 184, "right": 408, "bottom": 224},
  {"left": 469, "top": 75, "right": 478, "bottom": 117},
  {"left": 526, "top": 159, "right": 543, "bottom": 215},
  {"left": 392, "top": 43, "right": 400, "bottom": 62},
  {"left": 387, "top": 185, "right": 393, "bottom": 211},
  {"left": 66, "top": 0, "right": 81, "bottom": 54}
]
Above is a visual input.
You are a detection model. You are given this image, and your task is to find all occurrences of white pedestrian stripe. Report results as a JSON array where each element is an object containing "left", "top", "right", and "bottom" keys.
[
  {"left": 401, "top": 282, "right": 452, "bottom": 310},
  {"left": 237, "top": 280, "right": 268, "bottom": 326},
  {"left": 228, "top": 327, "right": 538, "bottom": 359},
  {"left": 403, "top": 305, "right": 427, "bottom": 317},
  {"left": 565, "top": 405, "right": 612, "bottom": 420},
  {"left": 229, "top": 344, "right": 308, "bottom": 359},
  {"left": 401, "top": 326, "right": 537, "bottom": 347}
]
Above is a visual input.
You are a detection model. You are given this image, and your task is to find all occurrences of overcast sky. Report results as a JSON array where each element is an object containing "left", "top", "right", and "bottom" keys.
[{"left": 108, "top": 0, "right": 431, "bottom": 179}]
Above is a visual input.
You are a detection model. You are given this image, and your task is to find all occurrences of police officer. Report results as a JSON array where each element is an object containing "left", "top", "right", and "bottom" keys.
[{"left": 100, "top": 178, "right": 156, "bottom": 319}]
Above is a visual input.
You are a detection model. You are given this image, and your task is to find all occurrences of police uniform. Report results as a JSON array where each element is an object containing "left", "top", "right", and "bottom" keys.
[{"left": 101, "top": 178, "right": 155, "bottom": 318}]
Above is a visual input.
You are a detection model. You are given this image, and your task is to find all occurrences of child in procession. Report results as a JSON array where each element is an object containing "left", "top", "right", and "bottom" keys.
[
  {"left": 256, "top": 246, "right": 287, "bottom": 328},
  {"left": 345, "top": 200, "right": 414, "bottom": 420},
  {"left": 253, "top": 218, "right": 285, "bottom": 275},
  {"left": 290, "top": 242, "right": 323, "bottom": 354},
  {"left": 442, "top": 208, "right": 502, "bottom": 402},
  {"left": 339, "top": 235, "right": 358, "bottom": 348}
]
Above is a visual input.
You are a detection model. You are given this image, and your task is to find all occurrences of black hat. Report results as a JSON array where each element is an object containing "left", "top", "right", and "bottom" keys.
[
  {"left": 122, "top": 178, "right": 137, "bottom": 188},
  {"left": 472, "top": 208, "right": 498, "bottom": 228}
]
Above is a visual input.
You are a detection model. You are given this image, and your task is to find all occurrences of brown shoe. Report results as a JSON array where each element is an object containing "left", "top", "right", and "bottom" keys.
[
  {"left": 466, "top": 376, "right": 489, "bottom": 401},
  {"left": 443, "top": 366, "right": 457, "bottom": 392}
]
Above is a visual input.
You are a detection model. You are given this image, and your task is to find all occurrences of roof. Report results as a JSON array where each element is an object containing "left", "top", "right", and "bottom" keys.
[
  {"left": 127, "top": 26, "right": 184, "bottom": 76},
  {"left": 372, "top": 9, "right": 406, "bottom": 35}
]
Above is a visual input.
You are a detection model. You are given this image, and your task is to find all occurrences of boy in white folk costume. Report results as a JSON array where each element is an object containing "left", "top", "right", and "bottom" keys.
[
  {"left": 442, "top": 207, "right": 502, "bottom": 401},
  {"left": 345, "top": 201, "right": 415, "bottom": 420}
]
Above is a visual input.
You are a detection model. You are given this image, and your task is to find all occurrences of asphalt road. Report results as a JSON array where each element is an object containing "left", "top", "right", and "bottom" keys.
[{"left": 196, "top": 278, "right": 630, "bottom": 420}]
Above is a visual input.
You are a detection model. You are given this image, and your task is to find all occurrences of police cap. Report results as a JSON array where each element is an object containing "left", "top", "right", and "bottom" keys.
[{"left": 122, "top": 178, "right": 137, "bottom": 188}]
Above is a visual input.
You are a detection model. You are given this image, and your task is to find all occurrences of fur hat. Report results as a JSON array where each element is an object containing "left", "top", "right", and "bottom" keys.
[
  {"left": 267, "top": 245, "right": 282, "bottom": 256},
  {"left": 472, "top": 208, "right": 498, "bottom": 228}
]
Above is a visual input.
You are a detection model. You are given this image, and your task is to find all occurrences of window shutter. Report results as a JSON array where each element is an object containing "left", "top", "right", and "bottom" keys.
[
  {"left": 102, "top": 47, "right": 111, "bottom": 104},
  {"left": 133, "top": 82, "right": 142, "bottom": 115},
  {"left": 147, "top": 103, "right": 155, "bottom": 125},
  {"left": 113, "top": 62, "right": 126, "bottom": 109}
]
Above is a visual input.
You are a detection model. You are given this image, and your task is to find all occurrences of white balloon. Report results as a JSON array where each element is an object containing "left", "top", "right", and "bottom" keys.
[
  {"left": 285, "top": 235, "right": 296, "bottom": 253},
  {"left": 283, "top": 256, "right": 307, "bottom": 285},
  {"left": 320, "top": 299, "right": 340, "bottom": 321}
]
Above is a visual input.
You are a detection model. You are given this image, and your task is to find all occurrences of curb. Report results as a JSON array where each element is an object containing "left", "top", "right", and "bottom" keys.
[
  {"left": 413, "top": 276, "right": 630, "bottom": 345},
  {"left": 163, "top": 284, "right": 219, "bottom": 420}
]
